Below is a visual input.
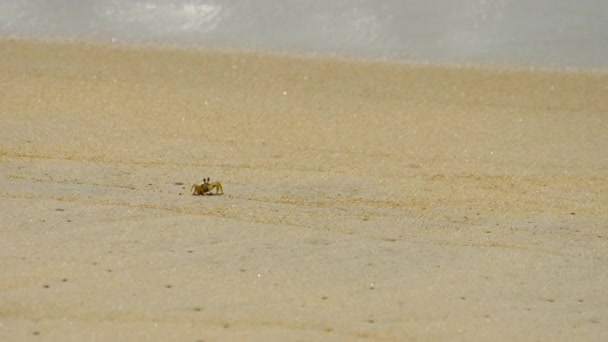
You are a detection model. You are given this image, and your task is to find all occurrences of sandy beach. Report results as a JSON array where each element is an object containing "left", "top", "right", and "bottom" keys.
[{"left": 1, "top": 39, "right": 607, "bottom": 341}]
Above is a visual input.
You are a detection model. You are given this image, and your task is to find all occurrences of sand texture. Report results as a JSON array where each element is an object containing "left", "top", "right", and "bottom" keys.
[{"left": 1, "top": 39, "right": 607, "bottom": 341}]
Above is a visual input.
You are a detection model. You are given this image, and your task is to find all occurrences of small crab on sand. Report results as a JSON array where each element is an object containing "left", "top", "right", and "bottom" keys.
[{"left": 191, "top": 177, "right": 224, "bottom": 195}]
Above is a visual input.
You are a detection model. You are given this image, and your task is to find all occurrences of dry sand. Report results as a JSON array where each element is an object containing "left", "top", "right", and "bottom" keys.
[{"left": 1, "top": 39, "right": 607, "bottom": 341}]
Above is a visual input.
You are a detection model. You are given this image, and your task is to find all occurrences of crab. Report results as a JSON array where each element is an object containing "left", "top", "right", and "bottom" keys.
[{"left": 191, "top": 177, "right": 224, "bottom": 196}]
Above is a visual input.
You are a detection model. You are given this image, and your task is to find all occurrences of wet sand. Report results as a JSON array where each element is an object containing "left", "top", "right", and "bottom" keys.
[{"left": 1, "top": 39, "right": 607, "bottom": 341}]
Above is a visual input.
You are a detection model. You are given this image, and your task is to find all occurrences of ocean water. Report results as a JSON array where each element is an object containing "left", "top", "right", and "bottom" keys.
[{"left": 1, "top": 0, "right": 606, "bottom": 68}]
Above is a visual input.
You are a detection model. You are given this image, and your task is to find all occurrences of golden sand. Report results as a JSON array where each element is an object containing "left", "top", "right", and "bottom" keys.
[{"left": 1, "top": 39, "right": 607, "bottom": 340}]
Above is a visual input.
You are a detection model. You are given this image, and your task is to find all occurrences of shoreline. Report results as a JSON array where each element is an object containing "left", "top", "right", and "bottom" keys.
[{"left": 5, "top": 36, "right": 608, "bottom": 74}]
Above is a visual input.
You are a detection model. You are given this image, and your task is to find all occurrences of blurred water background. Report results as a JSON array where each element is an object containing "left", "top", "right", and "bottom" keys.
[{"left": 1, "top": 0, "right": 606, "bottom": 68}]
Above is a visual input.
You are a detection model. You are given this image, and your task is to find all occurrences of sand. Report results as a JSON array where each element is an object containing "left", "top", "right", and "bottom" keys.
[{"left": 1, "top": 39, "right": 607, "bottom": 341}]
